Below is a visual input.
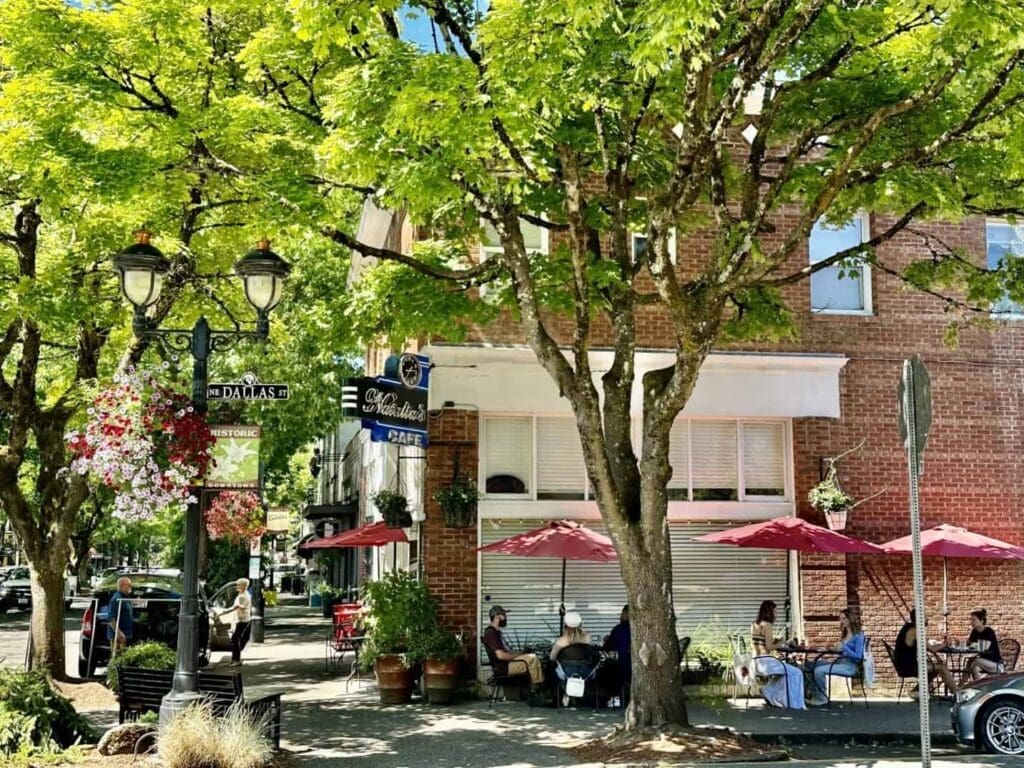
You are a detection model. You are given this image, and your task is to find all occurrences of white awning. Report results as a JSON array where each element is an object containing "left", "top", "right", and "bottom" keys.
[{"left": 425, "top": 344, "right": 848, "bottom": 419}]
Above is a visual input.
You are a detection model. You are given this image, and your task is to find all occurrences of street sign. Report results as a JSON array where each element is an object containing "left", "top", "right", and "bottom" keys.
[
  {"left": 208, "top": 372, "right": 289, "bottom": 401},
  {"left": 898, "top": 355, "right": 931, "bottom": 476}
]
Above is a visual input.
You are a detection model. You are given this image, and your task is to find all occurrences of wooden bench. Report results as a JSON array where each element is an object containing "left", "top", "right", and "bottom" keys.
[{"left": 117, "top": 667, "right": 282, "bottom": 749}]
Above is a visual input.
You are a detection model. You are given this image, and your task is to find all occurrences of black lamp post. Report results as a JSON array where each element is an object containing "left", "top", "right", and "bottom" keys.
[{"left": 112, "top": 231, "right": 290, "bottom": 724}]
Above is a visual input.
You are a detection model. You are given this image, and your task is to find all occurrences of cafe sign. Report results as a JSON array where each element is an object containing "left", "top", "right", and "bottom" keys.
[
  {"left": 266, "top": 507, "right": 290, "bottom": 534},
  {"left": 342, "top": 353, "right": 430, "bottom": 447}
]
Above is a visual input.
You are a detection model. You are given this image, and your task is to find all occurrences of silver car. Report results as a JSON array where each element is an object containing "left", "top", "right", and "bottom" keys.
[{"left": 953, "top": 671, "right": 1024, "bottom": 755}]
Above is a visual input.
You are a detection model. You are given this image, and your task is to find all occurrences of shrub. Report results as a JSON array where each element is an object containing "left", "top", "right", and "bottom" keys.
[
  {"left": 158, "top": 701, "right": 272, "bottom": 768},
  {"left": 106, "top": 641, "right": 176, "bottom": 691},
  {"left": 359, "top": 571, "right": 438, "bottom": 671},
  {"left": 0, "top": 669, "right": 94, "bottom": 755}
]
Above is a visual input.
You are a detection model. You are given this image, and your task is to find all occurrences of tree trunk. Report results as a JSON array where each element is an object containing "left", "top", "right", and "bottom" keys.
[
  {"left": 28, "top": 554, "right": 67, "bottom": 679},
  {"left": 617, "top": 516, "right": 687, "bottom": 729}
]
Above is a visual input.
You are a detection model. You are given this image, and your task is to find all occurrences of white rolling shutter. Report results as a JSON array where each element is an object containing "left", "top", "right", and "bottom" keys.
[
  {"left": 691, "top": 421, "right": 738, "bottom": 500},
  {"left": 668, "top": 420, "right": 689, "bottom": 499},
  {"left": 478, "top": 520, "right": 789, "bottom": 678},
  {"left": 483, "top": 417, "right": 531, "bottom": 495},
  {"left": 536, "top": 417, "right": 585, "bottom": 499},
  {"left": 742, "top": 422, "right": 786, "bottom": 497}
]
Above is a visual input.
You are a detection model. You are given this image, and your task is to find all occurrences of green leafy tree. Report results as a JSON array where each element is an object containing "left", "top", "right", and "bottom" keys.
[
  {"left": 268, "top": 0, "right": 1024, "bottom": 729},
  {"left": 0, "top": 0, "right": 354, "bottom": 676}
]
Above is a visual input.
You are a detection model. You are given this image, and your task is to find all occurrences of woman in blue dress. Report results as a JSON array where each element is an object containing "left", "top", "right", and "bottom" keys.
[{"left": 751, "top": 600, "right": 806, "bottom": 709}]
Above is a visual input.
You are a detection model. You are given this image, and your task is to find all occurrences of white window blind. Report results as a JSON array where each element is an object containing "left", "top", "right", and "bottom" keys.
[
  {"left": 691, "top": 421, "right": 738, "bottom": 501},
  {"left": 481, "top": 219, "right": 547, "bottom": 256},
  {"left": 483, "top": 417, "right": 531, "bottom": 495},
  {"left": 667, "top": 420, "right": 690, "bottom": 500},
  {"left": 742, "top": 422, "right": 786, "bottom": 497},
  {"left": 536, "top": 417, "right": 586, "bottom": 499}
]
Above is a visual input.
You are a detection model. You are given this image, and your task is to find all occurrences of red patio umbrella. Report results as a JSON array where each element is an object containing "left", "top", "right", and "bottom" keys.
[
  {"left": 305, "top": 521, "right": 409, "bottom": 550},
  {"left": 477, "top": 520, "right": 617, "bottom": 616},
  {"left": 693, "top": 516, "right": 885, "bottom": 554},
  {"left": 881, "top": 524, "right": 1024, "bottom": 632}
]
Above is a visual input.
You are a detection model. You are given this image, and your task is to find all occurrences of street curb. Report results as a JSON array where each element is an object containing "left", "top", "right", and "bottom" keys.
[{"left": 741, "top": 731, "right": 958, "bottom": 747}]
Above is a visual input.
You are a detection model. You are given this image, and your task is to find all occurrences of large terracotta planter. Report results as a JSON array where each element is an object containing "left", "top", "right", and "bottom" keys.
[
  {"left": 423, "top": 657, "right": 460, "bottom": 704},
  {"left": 374, "top": 654, "right": 414, "bottom": 704}
]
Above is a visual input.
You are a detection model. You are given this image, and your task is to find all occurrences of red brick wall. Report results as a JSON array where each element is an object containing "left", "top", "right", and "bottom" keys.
[
  {"left": 431, "top": 212, "right": 1024, "bottom": 686},
  {"left": 421, "top": 409, "right": 480, "bottom": 668}
]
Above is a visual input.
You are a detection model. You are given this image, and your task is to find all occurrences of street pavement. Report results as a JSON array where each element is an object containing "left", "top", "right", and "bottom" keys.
[{"left": 0, "top": 599, "right": 87, "bottom": 674}]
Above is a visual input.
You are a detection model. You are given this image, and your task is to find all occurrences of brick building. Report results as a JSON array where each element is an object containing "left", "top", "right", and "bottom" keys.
[{"left": 321, "top": 204, "right": 1024, "bottom": 685}]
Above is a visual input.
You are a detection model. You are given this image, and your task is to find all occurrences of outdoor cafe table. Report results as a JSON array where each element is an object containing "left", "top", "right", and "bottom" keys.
[{"left": 941, "top": 645, "right": 978, "bottom": 679}]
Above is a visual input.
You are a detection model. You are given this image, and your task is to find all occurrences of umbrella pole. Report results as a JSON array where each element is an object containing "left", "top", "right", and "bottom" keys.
[
  {"left": 559, "top": 559, "right": 567, "bottom": 619},
  {"left": 942, "top": 558, "right": 948, "bottom": 638}
]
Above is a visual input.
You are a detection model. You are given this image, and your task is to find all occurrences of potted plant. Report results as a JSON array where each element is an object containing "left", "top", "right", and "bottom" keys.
[
  {"left": 434, "top": 477, "right": 479, "bottom": 529},
  {"left": 372, "top": 489, "right": 412, "bottom": 529},
  {"left": 410, "top": 628, "right": 463, "bottom": 704},
  {"left": 318, "top": 583, "right": 343, "bottom": 618},
  {"left": 359, "top": 571, "right": 437, "bottom": 704}
]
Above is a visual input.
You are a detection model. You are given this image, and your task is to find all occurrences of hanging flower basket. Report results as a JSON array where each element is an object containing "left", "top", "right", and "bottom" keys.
[
  {"left": 434, "top": 477, "right": 479, "bottom": 529},
  {"left": 372, "top": 490, "right": 412, "bottom": 529},
  {"left": 205, "top": 491, "right": 266, "bottom": 543},
  {"left": 824, "top": 508, "right": 849, "bottom": 531},
  {"left": 67, "top": 366, "right": 215, "bottom": 519}
]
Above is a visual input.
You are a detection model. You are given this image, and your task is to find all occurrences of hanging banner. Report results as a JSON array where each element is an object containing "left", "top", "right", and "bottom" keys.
[
  {"left": 342, "top": 353, "right": 431, "bottom": 447},
  {"left": 207, "top": 425, "right": 261, "bottom": 489}
]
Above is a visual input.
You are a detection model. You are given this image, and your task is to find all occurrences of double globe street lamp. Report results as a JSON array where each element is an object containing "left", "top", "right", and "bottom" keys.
[{"left": 112, "top": 230, "right": 290, "bottom": 723}]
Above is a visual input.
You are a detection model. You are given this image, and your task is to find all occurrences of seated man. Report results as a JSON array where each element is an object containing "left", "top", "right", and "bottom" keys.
[
  {"left": 895, "top": 609, "right": 956, "bottom": 696},
  {"left": 482, "top": 605, "right": 544, "bottom": 686},
  {"left": 603, "top": 605, "right": 631, "bottom": 688}
]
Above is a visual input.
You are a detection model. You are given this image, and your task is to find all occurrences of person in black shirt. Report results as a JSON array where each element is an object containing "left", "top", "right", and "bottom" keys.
[
  {"left": 966, "top": 608, "right": 1003, "bottom": 681},
  {"left": 481, "top": 605, "right": 544, "bottom": 685},
  {"left": 894, "top": 610, "right": 956, "bottom": 695}
]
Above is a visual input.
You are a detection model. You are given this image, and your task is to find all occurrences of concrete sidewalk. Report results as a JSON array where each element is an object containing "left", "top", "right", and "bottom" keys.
[{"left": 219, "top": 602, "right": 967, "bottom": 767}]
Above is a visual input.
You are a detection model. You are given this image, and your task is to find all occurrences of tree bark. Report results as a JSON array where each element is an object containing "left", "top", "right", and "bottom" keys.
[{"left": 28, "top": 551, "right": 68, "bottom": 677}]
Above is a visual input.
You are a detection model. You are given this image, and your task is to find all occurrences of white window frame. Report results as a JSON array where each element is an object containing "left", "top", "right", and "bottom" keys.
[
  {"left": 479, "top": 217, "right": 550, "bottom": 260},
  {"left": 480, "top": 414, "right": 791, "bottom": 504},
  {"left": 630, "top": 229, "right": 677, "bottom": 265},
  {"left": 809, "top": 213, "right": 873, "bottom": 316},
  {"left": 985, "top": 218, "right": 1024, "bottom": 320},
  {"left": 480, "top": 413, "right": 593, "bottom": 501}
]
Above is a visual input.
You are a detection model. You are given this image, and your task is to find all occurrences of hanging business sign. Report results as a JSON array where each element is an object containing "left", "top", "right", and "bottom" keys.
[
  {"left": 342, "top": 353, "right": 431, "bottom": 447},
  {"left": 266, "top": 507, "right": 290, "bottom": 534},
  {"left": 206, "top": 425, "right": 261, "bottom": 489}
]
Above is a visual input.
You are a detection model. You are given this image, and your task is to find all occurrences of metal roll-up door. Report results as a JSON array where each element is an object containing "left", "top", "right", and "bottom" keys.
[{"left": 478, "top": 519, "right": 789, "bottom": 675}]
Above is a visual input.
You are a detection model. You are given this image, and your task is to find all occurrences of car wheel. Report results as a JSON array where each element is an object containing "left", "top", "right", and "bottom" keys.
[
  {"left": 78, "top": 657, "right": 95, "bottom": 679},
  {"left": 979, "top": 699, "right": 1024, "bottom": 755}
]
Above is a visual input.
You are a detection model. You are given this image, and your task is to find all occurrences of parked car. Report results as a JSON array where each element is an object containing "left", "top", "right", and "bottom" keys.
[
  {"left": 77, "top": 571, "right": 225, "bottom": 679},
  {"left": 0, "top": 567, "right": 74, "bottom": 612},
  {"left": 952, "top": 670, "right": 1024, "bottom": 755}
]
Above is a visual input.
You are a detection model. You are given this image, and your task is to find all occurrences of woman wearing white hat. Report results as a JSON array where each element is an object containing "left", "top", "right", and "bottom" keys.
[{"left": 550, "top": 611, "right": 596, "bottom": 706}]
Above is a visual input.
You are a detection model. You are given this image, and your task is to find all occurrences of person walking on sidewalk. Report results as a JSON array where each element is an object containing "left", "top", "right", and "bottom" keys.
[{"left": 222, "top": 578, "right": 253, "bottom": 667}]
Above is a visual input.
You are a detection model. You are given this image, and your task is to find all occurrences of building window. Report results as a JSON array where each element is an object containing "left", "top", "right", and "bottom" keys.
[
  {"left": 482, "top": 417, "right": 531, "bottom": 495},
  {"left": 986, "top": 221, "right": 1024, "bottom": 316},
  {"left": 668, "top": 419, "right": 789, "bottom": 502},
  {"left": 481, "top": 218, "right": 549, "bottom": 259},
  {"left": 809, "top": 215, "right": 872, "bottom": 314},
  {"left": 483, "top": 415, "right": 789, "bottom": 503},
  {"left": 535, "top": 417, "right": 586, "bottom": 500},
  {"left": 631, "top": 230, "right": 677, "bottom": 264}
]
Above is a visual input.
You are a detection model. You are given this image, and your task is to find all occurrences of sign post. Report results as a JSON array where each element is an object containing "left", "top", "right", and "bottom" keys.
[{"left": 898, "top": 355, "right": 933, "bottom": 768}]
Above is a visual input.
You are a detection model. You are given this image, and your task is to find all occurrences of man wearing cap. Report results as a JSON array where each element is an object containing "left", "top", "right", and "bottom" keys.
[{"left": 482, "top": 605, "right": 544, "bottom": 685}]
